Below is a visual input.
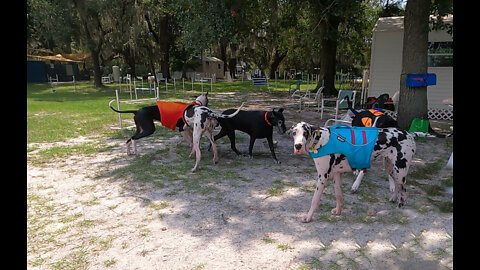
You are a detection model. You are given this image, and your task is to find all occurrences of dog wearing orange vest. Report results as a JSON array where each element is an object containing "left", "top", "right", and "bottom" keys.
[{"left": 109, "top": 93, "right": 208, "bottom": 155}]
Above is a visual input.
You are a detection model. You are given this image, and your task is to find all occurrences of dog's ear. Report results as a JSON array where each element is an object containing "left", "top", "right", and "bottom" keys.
[
  {"left": 286, "top": 127, "right": 293, "bottom": 136},
  {"left": 273, "top": 107, "right": 285, "bottom": 116},
  {"left": 286, "top": 124, "right": 296, "bottom": 136}
]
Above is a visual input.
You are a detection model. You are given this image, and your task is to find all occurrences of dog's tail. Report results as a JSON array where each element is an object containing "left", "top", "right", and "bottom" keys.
[
  {"left": 208, "top": 102, "right": 245, "bottom": 119},
  {"left": 109, "top": 105, "right": 138, "bottom": 114}
]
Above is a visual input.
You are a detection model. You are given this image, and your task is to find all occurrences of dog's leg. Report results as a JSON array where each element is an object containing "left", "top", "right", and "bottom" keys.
[
  {"left": 227, "top": 131, "right": 242, "bottom": 156},
  {"left": 382, "top": 157, "right": 396, "bottom": 193},
  {"left": 351, "top": 170, "right": 364, "bottom": 192},
  {"left": 394, "top": 170, "right": 409, "bottom": 208},
  {"left": 132, "top": 139, "right": 137, "bottom": 155},
  {"left": 181, "top": 129, "right": 193, "bottom": 148},
  {"left": 384, "top": 156, "right": 399, "bottom": 202},
  {"left": 206, "top": 130, "right": 219, "bottom": 164},
  {"left": 302, "top": 175, "right": 329, "bottom": 223},
  {"left": 190, "top": 128, "right": 203, "bottom": 172},
  {"left": 266, "top": 136, "right": 280, "bottom": 164},
  {"left": 185, "top": 125, "right": 193, "bottom": 147},
  {"left": 125, "top": 120, "right": 155, "bottom": 155},
  {"left": 248, "top": 137, "right": 256, "bottom": 159},
  {"left": 209, "top": 128, "right": 227, "bottom": 152},
  {"left": 331, "top": 173, "right": 343, "bottom": 216},
  {"left": 126, "top": 139, "right": 132, "bottom": 155},
  {"left": 388, "top": 175, "right": 395, "bottom": 193}
]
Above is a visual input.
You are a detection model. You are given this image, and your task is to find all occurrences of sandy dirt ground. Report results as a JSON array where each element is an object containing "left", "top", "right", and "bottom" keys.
[{"left": 27, "top": 92, "right": 453, "bottom": 269}]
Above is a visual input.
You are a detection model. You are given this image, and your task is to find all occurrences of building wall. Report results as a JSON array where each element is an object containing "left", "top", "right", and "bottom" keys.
[
  {"left": 369, "top": 27, "right": 453, "bottom": 109},
  {"left": 202, "top": 60, "right": 224, "bottom": 79},
  {"left": 369, "top": 31, "right": 403, "bottom": 99}
]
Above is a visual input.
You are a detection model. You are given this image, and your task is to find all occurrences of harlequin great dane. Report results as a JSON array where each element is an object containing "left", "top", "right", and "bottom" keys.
[
  {"left": 183, "top": 102, "right": 245, "bottom": 172},
  {"left": 110, "top": 93, "right": 208, "bottom": 155},
  {"left": 289, "top": 122, "right": 419, "bottom": 223}
]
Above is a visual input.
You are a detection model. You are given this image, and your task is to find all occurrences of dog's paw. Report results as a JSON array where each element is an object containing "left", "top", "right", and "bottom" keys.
[
  {"left": 331, "top": 207, "right": 342, "bottom": 216},
  {"left": 301, "top": 215, "right": 312, "bottom": 223},
  {"left": 274, "top": 159, "right": 281, "bottom": 164}
]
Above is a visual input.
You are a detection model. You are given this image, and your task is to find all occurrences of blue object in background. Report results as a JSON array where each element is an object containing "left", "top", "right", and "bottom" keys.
[
  {"left": 27, "top": 61, "right": 47, "bottom": 83},
  {"left": 406, "top": 73, "right": 436, "bottom": 87}
]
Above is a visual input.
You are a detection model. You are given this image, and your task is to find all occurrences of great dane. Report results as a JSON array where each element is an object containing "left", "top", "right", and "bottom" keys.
[
  {"left": 213, "top": 108, "right": 287, "bottom": 163},
  {"left": 289, "top": 122, "right": 418, "bottom": 223},
  {"left": 183, "top": 102, "right": 245, "bottom": 172}
]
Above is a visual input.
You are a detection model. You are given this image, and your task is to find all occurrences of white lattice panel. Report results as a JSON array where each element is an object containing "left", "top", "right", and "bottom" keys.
[
  {"left": 382, "top": 108, "right": 453, "bottom": 120},
  {"left": 427, "top": 108, "right": 453, "bottom": 120}
]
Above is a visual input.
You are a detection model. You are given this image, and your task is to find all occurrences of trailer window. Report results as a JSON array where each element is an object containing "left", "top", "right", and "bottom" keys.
[{"left": 428, "top": 41, "right": 453, "bottom": 67}]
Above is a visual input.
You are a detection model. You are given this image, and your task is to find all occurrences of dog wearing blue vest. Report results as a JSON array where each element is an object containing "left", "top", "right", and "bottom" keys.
[{"left": 289, "top": 122, "right": 418, "bottom": 223}]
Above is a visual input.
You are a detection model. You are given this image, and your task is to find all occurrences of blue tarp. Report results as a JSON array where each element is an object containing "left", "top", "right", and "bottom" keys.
[{"left": 27, "top": 61, "right": 47, "bottom": 83}]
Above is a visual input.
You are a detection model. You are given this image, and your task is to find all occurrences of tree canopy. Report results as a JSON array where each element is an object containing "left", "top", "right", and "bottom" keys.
[{"left": 26, "top": 0, "right": 451, "bottom": 92}]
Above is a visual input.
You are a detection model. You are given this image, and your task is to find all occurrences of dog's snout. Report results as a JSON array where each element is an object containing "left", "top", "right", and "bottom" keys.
[{"left": 295, "top": 144, "right": 303, "bottom": 150}]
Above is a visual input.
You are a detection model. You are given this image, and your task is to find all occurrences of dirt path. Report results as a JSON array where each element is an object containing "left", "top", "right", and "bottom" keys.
[{"left": 27, "top": 92, "right": 453, "bottom": 269}]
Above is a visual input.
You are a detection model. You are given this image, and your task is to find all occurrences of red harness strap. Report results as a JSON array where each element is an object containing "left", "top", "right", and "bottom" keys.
[
  {"left": 350, "top": 130, "right": 368, "bottom": 145},
  {"left": 351, "top": 130, "right": 369, "bottom": 173},
  {"left": 264, "top": 112, "right": 272, "bottom": 126}
]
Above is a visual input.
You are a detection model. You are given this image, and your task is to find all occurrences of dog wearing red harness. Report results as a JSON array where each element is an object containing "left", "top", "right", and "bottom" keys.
[{"left": 212, "top": 108, "right": 287, "bottom": 164}]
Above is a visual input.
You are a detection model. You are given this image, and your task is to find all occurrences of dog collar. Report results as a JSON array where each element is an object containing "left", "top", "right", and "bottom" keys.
[
  {"left": 308, "top": 130, "right": 322, "bottom": 151},
  {"left": 264, "top": 112, "right": 272, "bottom": 126}
]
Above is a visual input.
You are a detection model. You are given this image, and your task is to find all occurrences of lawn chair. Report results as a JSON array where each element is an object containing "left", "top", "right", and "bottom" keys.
[
  {"left": 288, "top": 80, "right": 302, "bottom": 95},
  {"left": 291, "top": 86, "right": 324, "bottom": 111},
  {"left": 320, "top": 89, "right": 356, "bottom": 120}
]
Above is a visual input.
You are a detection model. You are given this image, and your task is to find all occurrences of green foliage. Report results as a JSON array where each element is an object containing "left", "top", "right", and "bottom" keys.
[
  {"left": 27, "top": 0, "right": 451, "bottom": 81},
  {"left": 172, "top": 0, "right": 236, "bottom": 57}
]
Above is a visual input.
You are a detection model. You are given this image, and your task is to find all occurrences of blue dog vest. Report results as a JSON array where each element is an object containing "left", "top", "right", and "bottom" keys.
[{"left": 307, "top": 124, "right": 379, "bottom": 170}]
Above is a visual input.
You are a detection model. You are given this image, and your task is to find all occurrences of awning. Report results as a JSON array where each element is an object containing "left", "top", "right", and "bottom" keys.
[{"left": 27, "top": 53, "right": 89, "bottom": 63}]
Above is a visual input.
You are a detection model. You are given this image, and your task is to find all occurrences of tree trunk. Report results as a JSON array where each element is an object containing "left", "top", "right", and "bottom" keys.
[
  {"left": 91, "top": 49, "right": 103, "bottom": 88},
  {"left": 159, "top": 14, "right": 170, "bottom": 79},
  {"left": 123, "top": 46, "right": 136, "bottom": 77},
  {"left": 397, "top": 0, "right": 431, "bottom": 130},
  {"left": 229, "top": 58, "right": 237, "bottom": 79},
  {"left": 219, "top": 40, "right": 228, "bottom": 74},
  {"left": 72, "top": 0, "right": 104, "bottom": 88},
  {"left": 315, "top": 18, "right": 340, "bottom": 96},
  {"left": 269, "top": 46, "right": 287, "bottom": 79},
  {"left": 145, "top": 12, "right": 170, "bottom": 79}
]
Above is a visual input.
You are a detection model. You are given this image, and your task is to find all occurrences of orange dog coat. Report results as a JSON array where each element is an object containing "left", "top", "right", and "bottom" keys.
[{"left": 156, "top": 101, "right": 196, "bottom": 130}]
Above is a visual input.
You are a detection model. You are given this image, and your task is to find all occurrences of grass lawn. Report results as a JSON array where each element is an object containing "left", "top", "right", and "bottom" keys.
[{"left": 27, "top": 79, "right": 318, "bottom": 145}]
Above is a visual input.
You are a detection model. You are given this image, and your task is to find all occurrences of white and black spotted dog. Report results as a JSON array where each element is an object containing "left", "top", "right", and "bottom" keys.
[
  {"left": 183, "top": 102, "right": 245, "bottom": 172},
  {"left": 289, "top": 122, "right": 419, "bottom": 223}
]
